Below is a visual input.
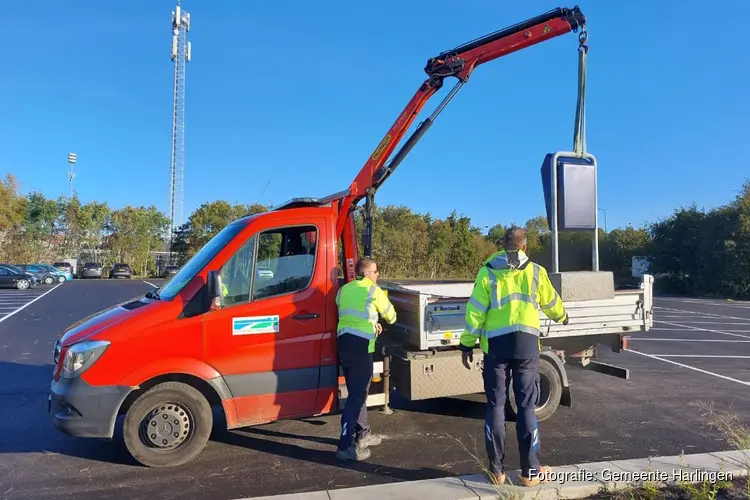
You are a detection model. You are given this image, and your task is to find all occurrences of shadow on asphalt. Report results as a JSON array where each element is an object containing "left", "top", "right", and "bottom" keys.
[
  {"left": 0, "top": 361, "right": 136, "bottom": 466},
  {"left": 212, "top": 422, "right": 451, "bottom": 483},
  {"left": 0, "top": 360, "right": 456, "bottom": 484},
  {"left": 388, "top": 393, "right": 487, "bottom": 420},
  {"left": 0, "top": 361, "right": 133, "bottom": 456}
]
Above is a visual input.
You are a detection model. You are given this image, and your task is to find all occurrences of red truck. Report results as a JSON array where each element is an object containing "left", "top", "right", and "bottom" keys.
[{"left": 49, "top": 6, "right": 655, "bottom": 468}]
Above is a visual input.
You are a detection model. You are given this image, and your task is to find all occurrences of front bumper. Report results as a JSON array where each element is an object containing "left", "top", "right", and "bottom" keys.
[{"left": 49, "top": 376, "right": 132, "bottom": 438}]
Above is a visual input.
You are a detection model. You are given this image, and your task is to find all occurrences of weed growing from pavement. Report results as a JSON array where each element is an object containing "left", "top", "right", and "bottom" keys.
[
  {"left": 596, "top": 402, "right": 749, "bottom": 500},
  {"left": 444, "top": 432, "right": 546, "bottom": 500},
  {"left": 691, "top": 400, "right": 750, "bottom": 499},
  {"left": 445, "top": 399, "right": 750, "bottom": 500}
]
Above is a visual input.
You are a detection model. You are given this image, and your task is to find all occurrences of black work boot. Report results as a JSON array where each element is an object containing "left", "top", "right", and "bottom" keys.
[{"left": 335, "top": 444, "right": 371, "bottom": 461}]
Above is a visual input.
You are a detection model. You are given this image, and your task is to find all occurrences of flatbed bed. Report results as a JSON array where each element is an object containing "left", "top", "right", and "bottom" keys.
[{"left": 349, "top": 273, "right": 655, "bottom": 422}]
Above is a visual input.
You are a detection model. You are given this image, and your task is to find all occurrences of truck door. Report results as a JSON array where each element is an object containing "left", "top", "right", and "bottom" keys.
[{"left": 203, "top": 218, "right": 329, "bottom": 427}]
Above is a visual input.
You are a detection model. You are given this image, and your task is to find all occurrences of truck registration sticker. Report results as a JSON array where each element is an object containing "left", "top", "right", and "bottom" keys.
[{"left": 232, "top": 315, "right": 280, "bottom": 335}]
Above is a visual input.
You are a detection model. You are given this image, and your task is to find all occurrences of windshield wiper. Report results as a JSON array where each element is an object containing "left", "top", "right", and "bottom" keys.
[{"left": 145, "top": 289, "right": 161, "bottom": 300}]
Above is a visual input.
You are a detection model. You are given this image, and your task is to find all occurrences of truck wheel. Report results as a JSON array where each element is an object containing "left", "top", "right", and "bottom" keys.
[
  {"left": 507, "top": 357, "right": 562, "bottom": 423},
  {"left": 122, "top": 381, "right": 212, "bottom": 468}
]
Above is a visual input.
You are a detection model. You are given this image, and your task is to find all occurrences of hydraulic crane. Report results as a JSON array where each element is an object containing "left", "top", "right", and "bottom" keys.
[{"left": 320, "top": 6, "right": 588, "bottom": 282}]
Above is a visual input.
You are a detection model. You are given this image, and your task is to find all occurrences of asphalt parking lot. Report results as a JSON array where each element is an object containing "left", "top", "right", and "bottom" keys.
[
  {"left": 0, "top": 281, "right": 748, "bottom": 500},
  {"left": 0, "top": 283, "right": 61, "bottom": 324}
]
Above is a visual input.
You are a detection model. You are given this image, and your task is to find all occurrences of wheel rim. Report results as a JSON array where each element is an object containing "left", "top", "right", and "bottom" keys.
[
  {"left": 18, "top": 280, "right": 29, "bottom": 289},
  {"left": 138, "top": 402, "right": 194, "bottom": 451},
  {"left": 45, "top": 276, "right": 54, "bottom": 284},
  {"left": 59, "top": 276, "right": 65, "bottom": 282}
]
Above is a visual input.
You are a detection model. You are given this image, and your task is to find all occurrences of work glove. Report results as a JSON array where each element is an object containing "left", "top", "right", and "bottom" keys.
[{"left": 461, "top": 349, "right": 473, "bottom": 370}]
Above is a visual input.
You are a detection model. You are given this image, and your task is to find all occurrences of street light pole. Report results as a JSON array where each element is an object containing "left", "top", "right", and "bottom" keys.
[{"left": 67, "top": 152, "right": 77, "bottom": 199}]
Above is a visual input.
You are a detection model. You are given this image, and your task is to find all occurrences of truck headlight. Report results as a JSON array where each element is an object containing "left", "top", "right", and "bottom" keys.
[{"left": 61, "top": 340, "right": 110, "bottom": 379}]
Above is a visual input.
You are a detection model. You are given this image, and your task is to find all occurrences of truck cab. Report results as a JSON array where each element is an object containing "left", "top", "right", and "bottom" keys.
[{"left": 50, "top": 204, "right": 343, "bottom": 468}]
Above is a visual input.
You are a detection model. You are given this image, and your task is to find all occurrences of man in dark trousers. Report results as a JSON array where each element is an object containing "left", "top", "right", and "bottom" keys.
[
  {"left": 459, "top": 227, "right": 569, "bottom": 486},
  {"left": 335, "top": 258, "right": 397, "bottom": 461}
]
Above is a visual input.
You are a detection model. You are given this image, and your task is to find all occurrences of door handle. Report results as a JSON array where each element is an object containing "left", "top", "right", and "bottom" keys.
[{"left": 292, "top": 313, "right": 320, "bottom": 320}]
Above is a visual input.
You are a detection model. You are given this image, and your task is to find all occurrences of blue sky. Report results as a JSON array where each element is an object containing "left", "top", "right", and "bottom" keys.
[{"left": 1, "top": 0, "right": 748, "bottom": 233}]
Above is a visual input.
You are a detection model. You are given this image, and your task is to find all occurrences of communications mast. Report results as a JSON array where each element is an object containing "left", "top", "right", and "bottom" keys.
[{"left": 169, "top": 1, "right": 191, "bottom": 241}]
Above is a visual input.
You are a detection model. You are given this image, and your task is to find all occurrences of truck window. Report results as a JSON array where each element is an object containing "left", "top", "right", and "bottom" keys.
[
  {"left": 158, "top": 220, "right": 248, "bottom": 301},
  {"left": 252, "top": 225, "right": 317, "bottom": 301},
  {"left": 219, "top": 235, "right": 257, "bottom": 306}
]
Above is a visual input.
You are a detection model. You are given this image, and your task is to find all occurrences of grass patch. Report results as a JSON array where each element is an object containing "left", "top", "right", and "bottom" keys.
[{"left": 444, "top": 401, "right": 749, "bottom": 500}]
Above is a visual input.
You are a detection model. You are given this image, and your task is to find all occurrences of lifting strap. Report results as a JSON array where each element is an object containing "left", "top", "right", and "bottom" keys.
[{"left": 573, "top": 29, "right": 588, "bottom": 156}]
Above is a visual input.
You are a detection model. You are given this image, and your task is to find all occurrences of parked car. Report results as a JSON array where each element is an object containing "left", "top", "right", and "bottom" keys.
[
  {"left": 37, "top": 263, "right": 72, "bottom": 282},
  {"left": 0, "top": 264, "right": 39, "bottom": 289},
  {"left": 80, "top": 262, "right": 103, "bottom": 279},
  {"left": 161, "top": 265, "right": 179, "bottom": 278},
  {"left": 109, "top": 263, "right": 133, "bottom": 279},
  {"left": 256, "top": 264, "right": 274, "bottom": 279},
  {"left": 53, "top": 262, "right": 75, "bottom": 278},
  {"left": 16, "top": 264, "right": 60, "bottom": 285}
]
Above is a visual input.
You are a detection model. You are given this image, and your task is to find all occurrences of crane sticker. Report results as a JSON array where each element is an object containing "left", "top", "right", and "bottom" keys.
[
  {"left": 232, "top": 315, "right": 280, "bottom": 335},
  {"left": 371, "top": 134, "right": 392, "bottom": 161}
]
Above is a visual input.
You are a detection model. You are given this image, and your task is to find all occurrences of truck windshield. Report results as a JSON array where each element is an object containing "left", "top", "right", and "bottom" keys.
[{"left": 157, "top": 220, "right": 248, "bottom": 301}]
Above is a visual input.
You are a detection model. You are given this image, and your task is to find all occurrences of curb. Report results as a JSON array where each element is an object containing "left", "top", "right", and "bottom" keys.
[{"left": 239, "top": 449, "right": 750, "bottom": 500}]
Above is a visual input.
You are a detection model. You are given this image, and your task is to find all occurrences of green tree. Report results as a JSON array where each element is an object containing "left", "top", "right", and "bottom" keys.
[
  {"left": 486, "top": 224, "right": 505, "bottom": 247},
  {"left": 180, "top": 201, "right": 267, "bottom": 259},
  {"left": 601, "top": 226, "right": 651, "bottom": 283},
  {"left": 106, "top": 205, "right": 170, "bottom": 276},
  {"left": 0, "top": 174, "right": 30, "bottom": 261}
]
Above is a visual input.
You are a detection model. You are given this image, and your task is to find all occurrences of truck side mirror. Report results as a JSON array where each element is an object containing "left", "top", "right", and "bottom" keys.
[{"left": 206, "top": 270, "right": 224, "bottom": 311}]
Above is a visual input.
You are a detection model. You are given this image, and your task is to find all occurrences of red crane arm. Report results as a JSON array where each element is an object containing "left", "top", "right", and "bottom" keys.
[{"left": 333, "top": 6, "right": 586, "bottom": 277}]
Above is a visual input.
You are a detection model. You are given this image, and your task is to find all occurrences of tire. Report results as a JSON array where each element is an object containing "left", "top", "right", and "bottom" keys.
[
  {"left": 16, "top": 279, "right": 30, "bottom": 290},
  {"left": 58, "top": 276, "right": 66, "bottom": 283},
  {"left": 507, "top": 356, "right": 562, "bottom": 423},
  {"left": 44, "top": 276, "right": 55, "bottom": 285},
  {"left": 122, "top": 381, "right": 213, "bottom": 468}
]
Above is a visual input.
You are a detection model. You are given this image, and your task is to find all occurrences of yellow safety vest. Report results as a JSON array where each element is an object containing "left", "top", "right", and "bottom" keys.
[
  {"left": 336, "top": 276, "right": 397, "bottom": 353},
  {"left": 460, "top": 250, "right": 567, "bottom": 354}
]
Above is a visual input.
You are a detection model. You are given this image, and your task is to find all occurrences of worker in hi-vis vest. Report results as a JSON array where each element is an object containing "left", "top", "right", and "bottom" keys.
[
  {"left": 335, "top": 258, "right": 396, "bottom": 461},
  {"left": 459, "top": 227, "right": 569, "bottom": 487}
]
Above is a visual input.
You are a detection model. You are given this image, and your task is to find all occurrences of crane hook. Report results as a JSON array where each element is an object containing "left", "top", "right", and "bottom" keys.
[{"left": 578, "top": 28, "right": 589, "bottom": 54}]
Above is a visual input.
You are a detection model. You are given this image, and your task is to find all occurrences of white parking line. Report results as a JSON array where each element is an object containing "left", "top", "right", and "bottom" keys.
[
  {"left": 648, "top": 355, "right": 750, "bottom": 359},
  {"left": 654, "top": 322, "right": 750, "bottom": 333},
  {"left": 669, "top": 321, "right": 750, "bottom": 325},
  {"left": 626, "top": 349, "right": 750, "bottom": 386},
  {"left": 659, "top": 298, "right": 750, "bottom": 309},
  {"left": 143, "top": 281, "right": 158, "bottom": 288},
  {"left": 628, "top": 338, "right": 750, "bottom": 343},
  {"left": 0, "top": 284, "right": 62, "bottom": 324},
  {"left": 657, "top": 321, "right": 750, "bottom": 340},
  {"left": 655, "top": 306, "right": 750, "bottom": 322}
]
